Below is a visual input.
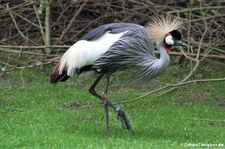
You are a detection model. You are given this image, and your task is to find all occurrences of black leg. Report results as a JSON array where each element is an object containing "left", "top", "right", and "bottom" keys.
[
  {"left": 103, "top": 76, "right": 110, "bottom": 137},
  {"left": 89, "top": 74, "right": 110, "bottom": 137},
  {"left": 104, "top": 101, "right": 109, "bottom": 137},
  {"left": 89, "top": 74, "right": 133, "bottom": 136},
  {"left": 88, "top": 74, "right": 104, "bottom": 100}
]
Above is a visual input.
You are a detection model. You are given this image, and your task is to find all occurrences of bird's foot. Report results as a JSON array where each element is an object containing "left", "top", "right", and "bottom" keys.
[
  {"left": 115, "top": 108, "right": 133, "bottom": 132},
  {"left": 101, "top": 92, "right": 133, "bottom": 133}
]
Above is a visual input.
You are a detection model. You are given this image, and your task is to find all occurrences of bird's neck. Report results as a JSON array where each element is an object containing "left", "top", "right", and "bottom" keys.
[{"left": 156, "top": 41, "right": 170, "bottom": 70}]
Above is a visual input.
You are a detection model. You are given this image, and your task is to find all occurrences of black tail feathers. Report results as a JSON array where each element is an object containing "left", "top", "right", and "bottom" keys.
[{"left": 50, "top": 62, "right": 69, "bottom": 84}]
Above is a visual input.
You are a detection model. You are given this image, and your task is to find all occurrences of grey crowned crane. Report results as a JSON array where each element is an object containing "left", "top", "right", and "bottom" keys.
[{"left": 50, "top": 17, "right": 187, "bottom": 137}]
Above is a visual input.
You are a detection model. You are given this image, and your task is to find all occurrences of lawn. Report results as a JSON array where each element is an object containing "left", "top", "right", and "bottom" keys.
[{"left": 0, "top": 63, "right": 225, "bottom": 148}]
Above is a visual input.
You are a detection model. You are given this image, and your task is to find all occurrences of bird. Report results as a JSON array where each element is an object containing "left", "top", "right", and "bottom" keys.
[{"left": 50, "top": 16, "right": 187, "bottom": 137}]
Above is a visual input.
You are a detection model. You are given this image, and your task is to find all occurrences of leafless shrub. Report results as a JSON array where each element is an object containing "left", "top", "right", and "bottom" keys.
[{"left": 0, "top": 0, "right": 224, "bottom": 76}]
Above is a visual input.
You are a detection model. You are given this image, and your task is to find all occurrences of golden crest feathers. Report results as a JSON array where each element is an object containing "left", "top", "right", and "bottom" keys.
[{"left": 147, "top": 16, "right": 182, "bottom": 44}]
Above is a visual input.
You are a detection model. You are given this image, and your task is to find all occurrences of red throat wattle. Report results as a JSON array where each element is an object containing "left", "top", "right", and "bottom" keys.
[{"left": 166, "top": 46, "right": 171, "bottom": 53}]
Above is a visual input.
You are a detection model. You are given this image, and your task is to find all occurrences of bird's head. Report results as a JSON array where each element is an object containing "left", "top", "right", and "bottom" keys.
[
  {"left": 164, "top": 30, "right": 187, "bottom": 52},
  {"left": 147, "top": 16, "right": 187, "bottom": 53}
]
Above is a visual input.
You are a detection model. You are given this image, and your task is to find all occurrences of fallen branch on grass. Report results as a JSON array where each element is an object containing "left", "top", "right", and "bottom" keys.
[
  {"left": 193, "top": 118, "right": 225, "bottom": 122},
  {"left": 64, "top": 77, "right": 225, "bottom": 110},
  {"left": 1, "top": 57, "right": 60, "bottom": 73}
]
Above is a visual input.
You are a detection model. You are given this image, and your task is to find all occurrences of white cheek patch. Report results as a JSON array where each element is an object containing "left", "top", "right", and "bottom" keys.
[{"left": 165, "top": 36, "right": 174, "bottom": 45}]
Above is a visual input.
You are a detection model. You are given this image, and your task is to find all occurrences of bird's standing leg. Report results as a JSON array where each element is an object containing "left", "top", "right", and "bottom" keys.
[
  {"left": 102, "top": 76, "right": 110, "bottom": 137},
  {"left": 89, "top": 74, "right": 110, "bottom": 137},
  {"left": 102, "top": 76, "right": 132, "bottom": 132}
]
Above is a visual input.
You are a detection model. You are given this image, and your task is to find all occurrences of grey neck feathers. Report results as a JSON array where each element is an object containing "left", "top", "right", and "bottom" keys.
[
  {"left": 143, "top": 41, "right": 170, "bottom": 79},
  {"left": 132, "top": 41, "right": 170, "bottom": 81}
]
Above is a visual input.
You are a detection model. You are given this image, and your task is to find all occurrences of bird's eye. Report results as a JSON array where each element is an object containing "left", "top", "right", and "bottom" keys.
[{"left": 165, "top": 36, "right": 174, "bottom": 46}]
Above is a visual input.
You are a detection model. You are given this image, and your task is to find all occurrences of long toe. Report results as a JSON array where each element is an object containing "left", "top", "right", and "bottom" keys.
[{"left": 117, "top": 109, "right": 133, "bottom": 131}]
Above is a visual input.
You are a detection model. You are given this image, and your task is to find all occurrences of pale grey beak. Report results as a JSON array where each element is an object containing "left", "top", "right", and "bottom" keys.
[{"left": 174, "top": 40, "right": 188, "bottom": 47}]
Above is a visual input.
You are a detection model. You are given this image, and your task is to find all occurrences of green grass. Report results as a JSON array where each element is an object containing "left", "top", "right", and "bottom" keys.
[{"left": 0, "top": 64, "right": 225, "bottom": 148}]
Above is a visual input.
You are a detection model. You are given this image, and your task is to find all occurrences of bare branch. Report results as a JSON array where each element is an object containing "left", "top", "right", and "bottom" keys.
[{"left": 6, "top": 4, "right": 38, "bottom": 45}]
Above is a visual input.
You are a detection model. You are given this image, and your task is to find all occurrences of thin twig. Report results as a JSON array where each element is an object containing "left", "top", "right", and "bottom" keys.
[
  {"left": 6, "top": 4, "right": 38, "bottom": 45},
  {"left": 33, "top": 3, "right": 47, "bottom": 46},
  {"left": 1, "top": 57, "right": 59, "bottom": 72},
  {"left": 57, "top": 0, "right": 88, "bottom": 43},
  {"left": 168, "top": 5, "right": 225, "bottom": 14}
]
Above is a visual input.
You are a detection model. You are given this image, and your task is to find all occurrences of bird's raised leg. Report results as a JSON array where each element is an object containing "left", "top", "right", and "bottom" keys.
[{"left": 89, "top": 74, "right": 104, "bottom": 100}]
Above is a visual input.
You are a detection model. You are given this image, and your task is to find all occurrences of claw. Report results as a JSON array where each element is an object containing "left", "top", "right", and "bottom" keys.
[{"left": 116, "top": 108, "right": 133, "bottom": 132}]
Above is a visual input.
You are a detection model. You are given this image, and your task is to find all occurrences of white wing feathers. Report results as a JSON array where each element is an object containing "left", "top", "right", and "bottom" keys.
[{"left": 58, "top": 31, "right": 126, "bottom": 76}]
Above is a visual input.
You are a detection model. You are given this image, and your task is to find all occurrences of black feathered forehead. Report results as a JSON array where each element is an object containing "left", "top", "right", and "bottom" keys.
[{"left": 169, "top": 30, "right": 182, "bottom": 40}]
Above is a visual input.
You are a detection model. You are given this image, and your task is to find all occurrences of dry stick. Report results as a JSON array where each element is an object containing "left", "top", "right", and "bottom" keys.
[
  {"left": 51, "top": 2, "right": 73, "bottom": 27},
  {"left": 63, "top": 86, "right": 167, "bottom": 110},
  {"left": 1, "top": 57, "right": 59, "bottom": 72},
  {"left": 2, "top": 53, "right": 28, "bottom": 66},
  {"left": 4, "top": 107, "right": 27, "bottom": 112},
  {"left": 33, "top": 3, "right": 47, "bottom": 47},
  {"left": 190, "top": 14, "right": 225, "bottom": 23},
  {"left": 0, "top": 48, "right": 58, "bottom": 57},
  {"left": 187, "top": 40, "right": 224, "bottom": 54},
  {"left": 193, "top": 118, "right": 225, "bottom": 122},
  {"left": 119, "top": 77, "right": 225, "bottom": 104},
  {"left": 109, "top": 4, "right": 150, "bottom": 19},
  {"left": 12, "top": 11, "right": 40, "bottom": 28},
  {"left": 0, "top": 61, "right": 16, "bottom": 68},
  {"left": 199, "top": 7, "right": 222, "bottom": 61},
  {"left": 66, "top": 77, "right": 225, "bottom": 110},
  {"left": 0, "top": 48, "right": 44, "bottom": 56},
  {"left": 168, "top": 5, "right": 225, "bottom": 14},
  {"left": 6, "top": 4, "right": 38, "bottom": 45},
  {"left": 33, "top": 4, "right": 50, "bottom": 53},
  {"left": 1, "top": 46, "right": 225, "bottom": 59},
  {"left": 194, "top": 3, "right": 218, "bottom": 62},
  {"left": 179, "top": 48, "right": 197, "bottom": 62},
  {"left": 20, "top": 69, "right": 25, "bottom": 88},
  {"left": 0, "top": 1, "right": 33, "bottom": 16},
  {"left": 44, "top": 0, "right": 51, "bottom": 54},
  {"left": 57, "top": 0, "right": 87, "bottom": 44},
  {"left": 0, "top": 45, "right": 70, "bottom": 49}
]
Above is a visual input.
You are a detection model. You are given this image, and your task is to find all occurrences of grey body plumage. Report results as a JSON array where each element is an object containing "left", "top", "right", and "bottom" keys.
[{"left": 83, "top": 23, "right": 169, "bottom": 80}]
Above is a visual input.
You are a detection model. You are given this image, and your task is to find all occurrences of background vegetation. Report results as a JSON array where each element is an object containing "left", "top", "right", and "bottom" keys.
[{"left": 0, "top": 0, "right": 225, "bottom": 148}]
